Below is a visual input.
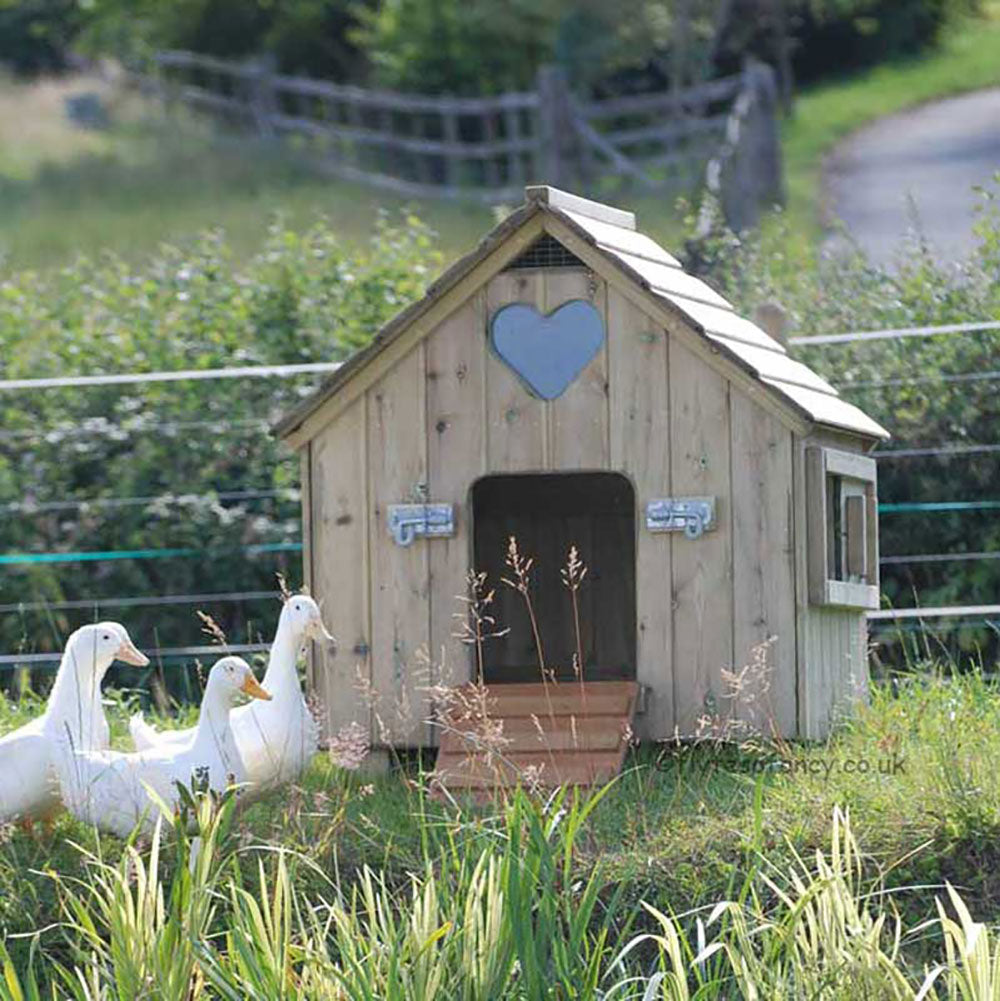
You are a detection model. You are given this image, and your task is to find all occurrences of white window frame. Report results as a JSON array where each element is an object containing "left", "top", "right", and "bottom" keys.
[{"left": 806, "top": 446, "right": 879, "bottom": 610}]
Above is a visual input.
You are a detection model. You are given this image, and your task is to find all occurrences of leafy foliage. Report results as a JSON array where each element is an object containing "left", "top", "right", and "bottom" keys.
[
  {"left": 0, "top": 213, "right": 440, "bottom": 694},
  {"left": 77, "top": 0, "right": 366, "bottom": 81},
  {"left": 0, "top": 0, "right": 84, "bottom": 74},
  {"left": 692, "top": 184, "right": 1000, "bottom": 657}
]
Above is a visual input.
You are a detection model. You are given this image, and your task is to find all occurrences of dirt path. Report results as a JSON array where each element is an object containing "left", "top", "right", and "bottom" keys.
[{"left": 824, "top": 88, "right": 1000, "bottom": 265}]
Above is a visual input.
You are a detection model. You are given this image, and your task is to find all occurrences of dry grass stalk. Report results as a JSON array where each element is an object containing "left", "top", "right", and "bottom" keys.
[
  {"left": 502, "top": 535, "right": 556, "bottom": 721},
  {"left": 561, "top": 544, "right": 589, "bottom": 714},
  {"left": 327, "top": 721, "right": 369, "bottom": 771},
  {"left": 428, "top": 675, "right": 511, "bottom": 791},
  {"left": 275, "top": 572, "right": 293, "bottom": 603},
  {"left": 452, "top": 570, "right": 509, "bottom": 685},
  {"left": 695, "top": 636, "right": 780, "bottom": 750},
  {"left": 195, "top": 610, "right": 227, "bottom": 646}
]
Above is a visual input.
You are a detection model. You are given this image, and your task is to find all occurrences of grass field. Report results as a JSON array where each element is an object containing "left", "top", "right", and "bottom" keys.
[
  {"left": 0, "top": 75, "right": 499, "bottom": 270},
  {"left": 0, "top": 74, "right": 695, "bottom": 273},
  {"left": 4, "top": 2, "right": 1000, "bottom": 276},
  {"left": 3, "top": 663, "right": 1000, "bottom": 993}
]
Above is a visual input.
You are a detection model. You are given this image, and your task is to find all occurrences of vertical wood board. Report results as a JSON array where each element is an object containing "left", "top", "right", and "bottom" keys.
[
  {"left": 607, "top": 289, "right": 673, "bottom": 737},
  {"left": 791, "top": 434, "right": 811, "bottom": 739},
  {"left": 368, "top": 346, "right": 431, "bottom": 746},
  {"left": 544, "top": 268, "right": 610, "bottom": 470},
  {"left": 484, "top": 271, "right": 547, "bottom": 471},
  {"left": 669, "top": 340, "right": 733, "bottom": 735},
  {"left": 426, "top": 293, "right": 487, "bottom": 705},
  {"left": 309, "top": 397, "right": 371, "bottom": 741},
  {"left": 730, "top": 389, "right": 797, "bottom": 735}
]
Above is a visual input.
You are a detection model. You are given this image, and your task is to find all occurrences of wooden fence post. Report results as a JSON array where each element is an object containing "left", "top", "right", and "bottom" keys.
[
  {"left": 535, "top": 64, "right": 575, "bottom": 186},
  {"left": 748, "top": 59, "right": 784, "bottom": 208},
  {"left": 245, "top": 53, "right": 278, "bottom": 139}
]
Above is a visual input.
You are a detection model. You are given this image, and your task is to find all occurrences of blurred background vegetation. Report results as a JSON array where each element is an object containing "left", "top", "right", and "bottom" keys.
[
  {"left": 0, "top": 0, "right": 985, "bottom": 93},
  {"left": 2, "top": 0, "right": 1000, "bottom": 689}
]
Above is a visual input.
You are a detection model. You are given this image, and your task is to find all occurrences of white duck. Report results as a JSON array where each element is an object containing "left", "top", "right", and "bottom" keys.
[
  {"left": 56, "top": 655, "right": 271, "bottom": 837},
  {"left": 0, "top": 622, "right": 148, "bottom": 832},
  {"left": 129, "top": 595, "right": 333, "bottom": 789}
]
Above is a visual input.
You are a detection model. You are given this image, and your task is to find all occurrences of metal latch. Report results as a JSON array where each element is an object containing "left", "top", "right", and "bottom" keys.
[
  {"left": 387, "top": 503, "right": 455, "bottom": 547},
  {"left": 645, "top": 497, "right": 716, "bottom": 540}
]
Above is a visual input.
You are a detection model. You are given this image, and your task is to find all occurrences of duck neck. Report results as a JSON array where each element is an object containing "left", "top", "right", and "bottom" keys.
[
  {"left": 262, "top": 614, "right": 304, "bottom": 698},
  {"left": 192, "top": 681, "right": 238, "bottom": 762},
  {"left": 47, "top": 644, "right": 110, "bottom": 746}
]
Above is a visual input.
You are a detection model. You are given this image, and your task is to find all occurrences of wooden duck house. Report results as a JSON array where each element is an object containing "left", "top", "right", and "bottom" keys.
[{"left": 276, "top": 186, "right": 888, "bottom": 777}]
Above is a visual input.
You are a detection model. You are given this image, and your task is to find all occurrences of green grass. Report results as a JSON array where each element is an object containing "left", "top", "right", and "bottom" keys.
[
  {"left": 4, "top": 665, "right": 1000, "bottom": 994},
  {"left": 778, "top": 1, "right": 1000, "bottom": 250},
  {"left": 0, "top": 75, "right": 499, "bottom": 271},
  {"left": 0, "top": 73, "right": 695, "bottom": 274},
  {"left": 4, "top": 666, "right": 1000, "bottom": 949},
  {"left": 5, "top": 4, "right": 1000, "bottom": 275}
]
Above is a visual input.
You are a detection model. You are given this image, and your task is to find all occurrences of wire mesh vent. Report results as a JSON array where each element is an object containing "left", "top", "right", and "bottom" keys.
[{"left": 504, "top": 234, "right": 585, "bottom": 271}]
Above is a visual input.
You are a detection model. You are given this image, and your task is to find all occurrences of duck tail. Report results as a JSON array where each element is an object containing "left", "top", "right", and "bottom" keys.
[{"left": 128, "top": 712, "right": 160, "bottom": 751}]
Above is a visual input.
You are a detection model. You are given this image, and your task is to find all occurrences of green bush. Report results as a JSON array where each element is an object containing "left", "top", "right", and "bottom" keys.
[
  {"left": 78, "top": 0, "right": 365, "bottom": 81},
  {"left": 0, "top": 0, "right": 85, "bottom": 75},
  {"left": 0, "top": 213, "right": 440, "bottom": 693},
  {"left": 691, "top": 185, "right": 1000, "bottom": 660}
]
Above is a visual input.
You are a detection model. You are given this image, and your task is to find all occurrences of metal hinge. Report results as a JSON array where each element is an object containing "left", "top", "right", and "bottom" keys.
[
  {"left": 387, "top": 503, "right": 455, "bottom": 547},
  {"left": 646, "top": 496, "right": 716, "bottom": 540}
]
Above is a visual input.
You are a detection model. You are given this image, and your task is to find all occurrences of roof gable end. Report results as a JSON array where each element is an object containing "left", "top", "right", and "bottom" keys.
[{"left": 275, "top": 187, "right": 888, "bottom": 446}]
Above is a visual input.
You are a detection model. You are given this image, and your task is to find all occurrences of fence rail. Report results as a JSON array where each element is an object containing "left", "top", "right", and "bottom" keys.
[{"left": 133, "top": 52, "right": 781, "bottom": 228}]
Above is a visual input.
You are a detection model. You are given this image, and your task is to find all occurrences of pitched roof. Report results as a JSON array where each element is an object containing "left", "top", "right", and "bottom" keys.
[{"left": 274, "top": 186, "right": 889, "bottom": 443}]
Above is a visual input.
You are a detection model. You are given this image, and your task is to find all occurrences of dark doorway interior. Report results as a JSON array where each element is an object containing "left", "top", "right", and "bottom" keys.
[{"left": 471, "top": 473, "right": 637, "bottom": 684}]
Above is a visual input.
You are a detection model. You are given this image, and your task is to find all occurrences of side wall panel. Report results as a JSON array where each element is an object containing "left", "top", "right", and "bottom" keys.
[
  {"left": 669, "top": 340, "right": 734, "bottom": 734},
  {"left": 794, "top": 431, "right": 872, "bottom": 739},
  {"left": 803, "top": 606, "right": 868, "bottom": 738},
  {"left": 485, "top": 272, "right": 547, "bottom": 471},
  {"left": 730, "top": 389, "right": 797, "bottom": 735},
  {"left": 607, "top": 290, "right": 673, "bottom": 737},
  {"left": 368, "top": 346, "right": 431, "bottom": 746},
  {"left": 309, "top": 396, "right": 371, "bottom": 742},
  {"left": 426, "top": 293, "right": 488, "bottom": 705}
]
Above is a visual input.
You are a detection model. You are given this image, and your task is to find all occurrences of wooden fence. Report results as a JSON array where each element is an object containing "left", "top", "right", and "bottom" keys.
[{"left": 136, "top": 51, "right": 783, "bottom": 228}]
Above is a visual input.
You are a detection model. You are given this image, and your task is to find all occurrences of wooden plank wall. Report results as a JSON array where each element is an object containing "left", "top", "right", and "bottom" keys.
[
  {"left": 426, "top": 293, "right": 487, "bottom": 710},
  {"left": 730, "top": 389, "right": 796, "bottom": 735},
  {"left": 484, "top": 271, "right": 548, "bottom": 470},
  {"left": 669, "top": 340, "right": 733, "bottom": 734},
  {"left": 308, "top": 397, "right": 371, "bottom": 741},
  {"left": 802, "top": 606, "right": 868, "bottom": 738},
  {"left": 607, "top": 289, "right": 672, "bottom": 738},
  {"left": 368, "top": 348, "right": 431, "bottom": 745},
  {"left": 793, "top": 431, "right": 872, "bottom": 739},
  {"left": 305, "top": 261, "right": 870, "bottom": 745}
]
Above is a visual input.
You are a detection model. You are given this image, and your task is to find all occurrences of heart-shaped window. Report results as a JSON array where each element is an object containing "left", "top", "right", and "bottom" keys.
[{"left": 489, "top": 299, "right": 605, "bottom": 400}]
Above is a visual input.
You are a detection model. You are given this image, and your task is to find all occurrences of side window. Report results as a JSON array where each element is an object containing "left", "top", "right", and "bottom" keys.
[{"left": 807, "top": 448, "right": 879, "bottom": 609}]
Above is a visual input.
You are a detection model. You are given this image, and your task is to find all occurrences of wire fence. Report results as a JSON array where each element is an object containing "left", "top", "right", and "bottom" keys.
[{"left": 2, "top": 317, "right": 999, "bottom": 675}]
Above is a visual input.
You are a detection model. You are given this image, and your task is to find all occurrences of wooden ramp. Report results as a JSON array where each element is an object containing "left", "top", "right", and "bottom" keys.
[{"left": 433, "top": 681, "right": 639, "bottom": 793}]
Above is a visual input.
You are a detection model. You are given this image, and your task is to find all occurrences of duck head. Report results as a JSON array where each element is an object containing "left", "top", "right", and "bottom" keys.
[
  {"left": 281, "top": 594, "right": 336, "bottom": 649},
  {"left": 65, "top": 622, "right": 149, "bottom": 675},
  {"left": 208, "top": 655, "right": 272, "bottom": 705}
]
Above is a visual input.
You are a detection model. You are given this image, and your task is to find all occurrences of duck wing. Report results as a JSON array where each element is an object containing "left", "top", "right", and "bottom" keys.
[
  {"left": 56, "top": 748, "right": 176, "bottom": 838},
  {"left": 0, "top": 723, "right": 56, "bottom": 822},
  {"left": 128, "top": 713, "right": 193, "bottom": 752},
  {"left": 231, "top": 695, "right": 318, "bottom": 789}
]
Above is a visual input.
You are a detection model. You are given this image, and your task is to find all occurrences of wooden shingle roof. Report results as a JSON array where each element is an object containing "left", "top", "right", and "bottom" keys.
[{"left": 274, "top": 186, "right": 888, "bottom": 443}]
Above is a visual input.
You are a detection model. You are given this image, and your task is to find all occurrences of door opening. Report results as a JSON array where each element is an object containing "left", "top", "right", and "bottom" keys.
[{"left": 471, "top": 472, "right": 637, "bottom": 684}]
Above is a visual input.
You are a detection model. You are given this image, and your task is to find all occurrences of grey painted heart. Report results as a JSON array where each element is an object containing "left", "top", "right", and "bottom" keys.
[{"left": 489, "top": 299, "right": 605, "bottom": 400}]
